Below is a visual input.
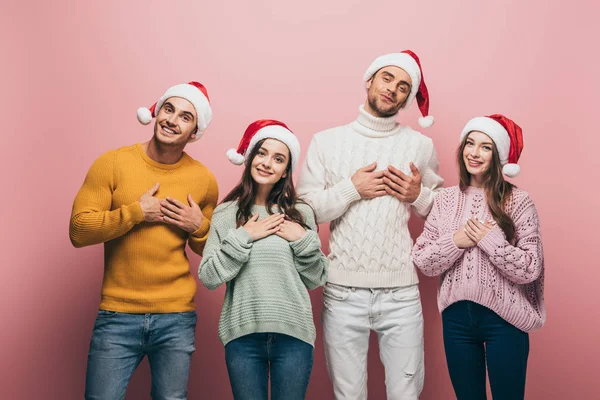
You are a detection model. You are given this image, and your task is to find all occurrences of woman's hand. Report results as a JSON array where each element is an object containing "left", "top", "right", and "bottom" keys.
[
  {"left": 275, "top": 219, "right": 307, "bottom": 242},
  {"left": 243, "top": 213, "right": 285, "bottom": 241},
  {"left": 464, "top": 217, "right": 495, "bottom": 244}
]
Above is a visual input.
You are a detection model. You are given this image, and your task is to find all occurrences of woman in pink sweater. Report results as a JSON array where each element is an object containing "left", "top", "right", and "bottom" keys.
[{"left": 412, "top": 114, "right": 545, "bottom": 400}]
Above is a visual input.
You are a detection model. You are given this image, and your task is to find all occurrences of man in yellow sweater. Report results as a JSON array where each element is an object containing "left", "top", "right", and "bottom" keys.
[{"left": 70, "top": 81, "right": 218, "bottom": 400}]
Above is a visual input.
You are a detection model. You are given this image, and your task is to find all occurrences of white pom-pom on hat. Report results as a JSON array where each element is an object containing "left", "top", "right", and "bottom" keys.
[
  {"left": 502, "top": 164, "right": 520, "bottom": 178},
  {"left": 418, "top": 115, "right": 434, "bottom": 128},
  {"left": 227, "top": 148, "right": 246, "bottom": 165},
  {"left": 137, "top": 107, "right": 153, "bottom": 125}
]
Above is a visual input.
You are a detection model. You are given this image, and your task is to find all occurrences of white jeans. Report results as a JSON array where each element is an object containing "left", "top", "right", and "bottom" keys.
[{"left": 322, "top": 283, "right": 424, "bottom": 400}]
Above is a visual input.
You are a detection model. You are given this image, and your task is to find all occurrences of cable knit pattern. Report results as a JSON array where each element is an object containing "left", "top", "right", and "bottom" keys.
[
  {"left": 198, "top": 202, "right": 328, "bottom": 347},
  {"left": 297, "top": 105, "right": 443, "bottom": 288},
  {"left": 412, "top": 186, "right": 546, "bottom": 332}
]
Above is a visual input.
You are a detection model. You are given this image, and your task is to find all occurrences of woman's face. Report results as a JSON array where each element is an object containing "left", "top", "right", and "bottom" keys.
[
  {"left": 463, "top": 131, "right": 494, "bottom": 181},
  {"left": 250, "top": 138, "right": 290, "bottom": 187}
]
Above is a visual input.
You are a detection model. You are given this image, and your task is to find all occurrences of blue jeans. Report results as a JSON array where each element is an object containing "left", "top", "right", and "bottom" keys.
[
  {"left": 225, "top": 333, "right": 313, "bottom": 400},
  {"left": 85, "top": 310, "right": 197, "bottom": 400},
  {"left": 442, "top": 301, "right": 530, "bottom": 400}
]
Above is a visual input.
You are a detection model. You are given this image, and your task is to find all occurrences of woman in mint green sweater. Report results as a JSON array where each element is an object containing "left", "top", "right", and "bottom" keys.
[{"left": 198, "top": 119, "right": 328, "bottom": 400}]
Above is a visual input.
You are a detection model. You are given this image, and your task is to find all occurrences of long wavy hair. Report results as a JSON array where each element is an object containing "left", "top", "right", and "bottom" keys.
[
  {"left": 221, "top": 138, "right": 310, "bottom": 229},
  {"left": 457, "top": 135, "right": 516, "bottom": 243}
]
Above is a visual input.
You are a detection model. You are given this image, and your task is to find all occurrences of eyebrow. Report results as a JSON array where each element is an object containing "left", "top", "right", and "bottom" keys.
[
  {"left": 382, "top": 71, "right": 412, "bottom": 90},
  {"left": 259, "top": 147, "right": 288, "bottom": 159},
  {"left": 164, "top": 101, "right": 196, "bottom": 120},
  {"left": 467, "top": 138, "right": 494, "bottom": 145}
]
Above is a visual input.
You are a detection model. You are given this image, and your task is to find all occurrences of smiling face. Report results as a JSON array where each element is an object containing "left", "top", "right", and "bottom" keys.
[
  {"left": 249, "top": 138, "right": 290, "bottom": 188},
  {"left": 462, "top": 131, "right": 495, "bottom": 183},
  {"left": 153, "top": 97, "right": 198, "bottom": 146},
  {"left": 365, "top": 66, "right": 412, "bottom": 117}
]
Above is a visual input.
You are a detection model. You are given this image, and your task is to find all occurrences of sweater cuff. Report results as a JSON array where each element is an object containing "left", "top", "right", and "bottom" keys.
[
  {"left": 190, "top": 217, "right": 211, "bottom": 238},
  {"left": 290, "top": 230, "right": 318, "bottom": 255},
  {"left": 410, "top": 185, "right": 432, "bottom": 215},
  {"left": 477, "top": 226, "right": 506, "bottom": 255},
  {"left": 440, "top": 232, "right": 466, "bottom": 259},
  {"left": 127, "top": 202, "right": 146, "bottom": 225},
  {"left": 234, "top": 226, "right": 254, "bottom": 246},
  {"left": 338, "top": 178, "right": 361, "bottom": 204}
]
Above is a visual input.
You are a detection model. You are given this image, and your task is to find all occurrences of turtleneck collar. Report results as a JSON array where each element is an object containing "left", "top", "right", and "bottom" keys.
[{"left": 351, "top": 105, "right": 403, "bottom": 138}]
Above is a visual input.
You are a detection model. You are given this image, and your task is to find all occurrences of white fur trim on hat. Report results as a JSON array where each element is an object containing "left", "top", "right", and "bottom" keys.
[
  {"left": 155, "top": 83, "right": 212, "bottom": 142},
  {"left": 502, "top": 164, "right": 520, "bottom": 178},
  {"left": 227, "top": 148, "right": 246, "bottom": 165},
  {"left": 137, "top": 107, "right": 153, "bottom": 125},
  {"left": 363, "top": 53, "right": 421, "bottom": 110},
  {"left": 418, "top": 115, "right": 434, "bottom": 128},
  {"left": 246, "top": 125, "right": 301, "bottom": 171},
  {"left": 460, "top": 117, "right": 510, "bottom": 165}
]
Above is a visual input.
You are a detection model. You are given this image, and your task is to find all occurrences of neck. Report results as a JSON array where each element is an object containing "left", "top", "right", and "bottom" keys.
[
  {"left": 144, "top": 138, "right": 185, "bottom": 164},
  {"left": 254, "top": 184, "right": 273, "bottom": 206},
  {"left": 469, "top": 175, "right": 486, "bottom": 188},
  {"left": 353, "top": 105, "right": 401, "bottom": 138}
]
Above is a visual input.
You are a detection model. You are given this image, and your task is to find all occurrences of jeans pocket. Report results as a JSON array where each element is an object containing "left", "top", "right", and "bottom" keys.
[
  {"left": 390, "top": 285, "right": 421, "bottom": 302},
  {"left": 323, "top": 283, "right": 351, "bottom": 301}
]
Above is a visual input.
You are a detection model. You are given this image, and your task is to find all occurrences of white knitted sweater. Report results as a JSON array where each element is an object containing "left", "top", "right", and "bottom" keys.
[{"left": 297, "top": 105, "right": 444, "bottom": 288}]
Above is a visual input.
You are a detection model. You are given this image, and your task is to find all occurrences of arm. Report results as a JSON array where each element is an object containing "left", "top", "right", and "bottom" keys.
[
  {"left": 411, "top": 141, "right": 444, "bottom": 218},
  {"left": 289, "top": 206, "right": 328, "bottom": 290},
  {"left": 198, "top": 213, "right": 253, "bottom": 290},
  {"left": 69, "top": 151, "right": 145, "bottom": 248},
  {"left": 297, "top": 135, "right": 361, "bottom": 224},
  {"left": 412, "top": 195, "right": 465, "bottom": 276},
  {"left": 477, "top": 197, "right": 544, "bottom": 284},
  {"left": 188, "top": 176, "right": 219, "bottom": 255}
]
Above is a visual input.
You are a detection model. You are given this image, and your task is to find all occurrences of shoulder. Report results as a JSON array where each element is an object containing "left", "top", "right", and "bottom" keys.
[
  {"left": 508, "top": 187, "right": 538, "bottom": 217},
  {"left": 295, "top": 201, "right": 316, "bottom": 218}
]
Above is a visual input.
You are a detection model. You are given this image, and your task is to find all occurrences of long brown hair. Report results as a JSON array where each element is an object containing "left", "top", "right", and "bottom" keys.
[
  {"left": 221, "top": 138, "right": 310, "bottom": 229},
  {"left": 457, "top": 135, "right": 516, "bottom": 243}
]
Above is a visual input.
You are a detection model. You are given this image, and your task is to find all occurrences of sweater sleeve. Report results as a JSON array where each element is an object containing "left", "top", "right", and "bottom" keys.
[
  {"left": 477, "top": 195, "right": 544, "bottom": 285},
  {"left": 198, "top": 211, "right": 253, "bottom": 290},
  {"left": 410, "top": 139, "right": 444, "bottom": 218},
  {"left": 188, "top": 175, "right": 219, "bottom": 256},
  {"left": 297, "top": 134, "right": 361, "bottom": 224},
  {"left": 412, "top": 193, "right": 465, "bottom": 276},
  {"left": 289, "top": 205, "right": 329, "bottom": 290},
  {"left": 69, "top": 151, "right": 145, "bottom": 248}
]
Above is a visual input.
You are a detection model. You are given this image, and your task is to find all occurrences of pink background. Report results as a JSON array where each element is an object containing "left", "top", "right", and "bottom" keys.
[{"left": 1, "top": 0, "right": 598, "bottom": 398}]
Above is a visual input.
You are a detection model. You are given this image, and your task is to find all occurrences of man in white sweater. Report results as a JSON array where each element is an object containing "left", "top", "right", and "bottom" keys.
[{"left": 297, "top": 50, "right": 444, "bottom": 399}]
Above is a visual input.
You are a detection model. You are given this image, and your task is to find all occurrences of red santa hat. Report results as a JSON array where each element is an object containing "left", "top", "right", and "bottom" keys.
[
  {"left": 136, "top": 81, "right": 212, "bottom": 142},
  {"left": 227, "top": 119, "right": 301, "bottom": 171},
  {"left": 460, "top": 114, "right": 524, "bottom": 178},
  {"left": 363, "top": 50, "right": 433, "bottom": 128}
]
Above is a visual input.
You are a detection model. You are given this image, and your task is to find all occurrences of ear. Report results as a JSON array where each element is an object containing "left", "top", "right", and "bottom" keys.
[
  {"left": 188, "top": 128, "right": 198, "bottom": 142},
  {"left": 366, "top": 77, "right": 373, "bottom": 90},
  {"left": 282, "top": 171, "right": 287, "bottom": 178}
]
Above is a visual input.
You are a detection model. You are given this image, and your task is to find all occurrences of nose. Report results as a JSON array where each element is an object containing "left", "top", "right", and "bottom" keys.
[
  {"left": 166, "top": 114, "right": 177, "bottom": 126},
  {"left": 261, "top": 157, "right": 272, "bottom": 170},
  {"left": 470, "top": 147, "right": 481, "bottom": 158}
]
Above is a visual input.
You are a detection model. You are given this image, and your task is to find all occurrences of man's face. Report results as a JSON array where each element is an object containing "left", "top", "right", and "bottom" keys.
[
  {"left": 153, "top": 97, "right": 198, "bottom": 146},
  {"left": 365, "top": 66, "right": 412, "bottom": 117}
]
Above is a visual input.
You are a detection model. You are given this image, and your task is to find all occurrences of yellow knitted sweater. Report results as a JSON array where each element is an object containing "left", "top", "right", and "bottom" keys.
[{"left": 70, "top": 143, "right": 218, "bottom": 313}]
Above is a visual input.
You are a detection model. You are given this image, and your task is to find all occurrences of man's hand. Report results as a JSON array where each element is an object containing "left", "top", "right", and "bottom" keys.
[
  {"left": 161, "top": 194, "right": 205, "bottom": 233},
  {"left": 383, "top": 162, "right": 422, "bottom": 203},
  {"left": 351, "top": 162, "right": 387, "bottom": 199},
  {"left": 140, "top": 183, "right": 163, "bottom": 223}
]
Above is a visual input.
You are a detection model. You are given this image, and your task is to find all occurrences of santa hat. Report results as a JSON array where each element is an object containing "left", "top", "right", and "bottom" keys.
[
  {"left": 136, "top": 81, "right": 212, "bottom": 142},
  {"left": 363, "top": 50, "right": 433, "bottom": 128},
  {"left": 460, "top": 114, "right": 524, "bottom": 178},
  {"left": 227, "top": 119, "right": 301, "bottom": 171}
]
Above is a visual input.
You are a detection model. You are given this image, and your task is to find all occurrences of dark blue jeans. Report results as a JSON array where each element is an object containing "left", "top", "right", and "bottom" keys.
[
  {"left": 442, "top": 301, "right": 529, "bottom": 400},
  {"left": 225, "top": 333, "right": 314, "bottom": 400},
  {"left": 85, "top": 310, "right": 197, "bottom": 400}
]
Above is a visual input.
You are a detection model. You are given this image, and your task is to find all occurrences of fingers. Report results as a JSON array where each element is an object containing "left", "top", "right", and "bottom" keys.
[
  {"left": 161, "top": 200, "right": 182, "bottom": 215},
  {"left": 187, "top": 194, "right": 197, "bottom": 207},
  {"left": 146, "top": 183, "right": 160, "bottom": 196},
  {"left": 464, "top": 224, "right": 478, "bottom": 242},
  {"left": 409, "top": 162, "right": 421, "bottom": 177},
  {"left": 361, "top": 162, "right": 377, "bottom": 172},
  {"left": 250, "top": 214, "right": 259, "bottom": 222},
  {"left": 165, "top": 197, "right": 187, "bottom": 209},
  {"left": 161, "top": 205, "right": 181, "bottom": 221},
  {"left": 163, "top": 214, "right": 181, "bottom": 227},
  {"left": 383, "top": 175, "right": 409, "bottom": 193},
  {"left": 387, "top": 165, "right": 409, "bottom": 181}
]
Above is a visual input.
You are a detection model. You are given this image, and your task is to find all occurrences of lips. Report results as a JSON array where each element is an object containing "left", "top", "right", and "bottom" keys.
[
  {"left": 161, "top": 125, "right": 178, "bottom": 135},
  {"left": 256, "top": 168, "right": 273, "bottom": 177},
  {"left": 380, "top": 94, "right": 394, "bottom": 103},
  {"left": 467, "top": 158, "right": 483, "bottom": 167}
]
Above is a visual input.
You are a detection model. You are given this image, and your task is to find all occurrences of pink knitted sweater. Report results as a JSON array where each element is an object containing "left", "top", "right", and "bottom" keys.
[{"left": 412, "top": 186, "right": 545, "bottom": 332}]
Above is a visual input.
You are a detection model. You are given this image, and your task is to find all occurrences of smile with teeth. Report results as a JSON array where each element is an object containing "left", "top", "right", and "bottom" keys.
[
  {"left": 467, "top": 158, "right": 483, "bottom": 167},
  {"left": 256, "top": 168, "right": 273, "bottom": 176},
  {"left": 161, "top": 126, "right": 178, "bottom": 135}
]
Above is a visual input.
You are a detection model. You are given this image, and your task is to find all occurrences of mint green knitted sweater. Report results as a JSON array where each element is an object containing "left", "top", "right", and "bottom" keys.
[{"left": 198, "top": 201, "right": 328, "bottom": 346}]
